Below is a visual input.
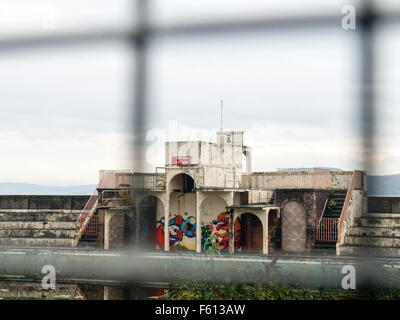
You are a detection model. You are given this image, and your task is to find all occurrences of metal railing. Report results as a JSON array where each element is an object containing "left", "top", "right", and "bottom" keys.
[
  {"left": 74, "top": 188, "right": 99, "bottom": 244},
  {"left": 100, "top": 189, "right": 132, "bottom": 207},
  {"left": 316, "top": 198, "right": 329, "bottom": 235},
  {"left": 99, "top": 169, "right": 166, "bottom": 191},
  {"left": 315, "top": 217, "right": 339, "bottom": 242}
]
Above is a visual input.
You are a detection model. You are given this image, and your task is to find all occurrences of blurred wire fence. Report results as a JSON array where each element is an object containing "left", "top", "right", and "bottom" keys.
[{"left": 0, "top": 0, "right": 399, "bottom": 175}]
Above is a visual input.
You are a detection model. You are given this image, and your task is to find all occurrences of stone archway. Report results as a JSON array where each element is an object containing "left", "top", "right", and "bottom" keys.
[
  {"left": 281, "top": 200, "right": 307, "bottom": 253},
  {"left": 168, "top": 173, "right": 195, "bottom": 193},
  {"left": 235, "top": 213, "right": 263, "bottom": 254},
  {"left": 138, "top": 195, "right": 165, "bottom": 250},
  {"left": 108, "top": 211, "right": 135, "bottom": 249}
]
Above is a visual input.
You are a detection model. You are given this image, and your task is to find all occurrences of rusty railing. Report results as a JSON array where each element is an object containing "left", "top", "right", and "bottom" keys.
[
  {"left": 315, "top": 217, "right": 339, "bottom": 242},
  {"left": 73, "top": 188, "right": 99, "bottom": 246}
]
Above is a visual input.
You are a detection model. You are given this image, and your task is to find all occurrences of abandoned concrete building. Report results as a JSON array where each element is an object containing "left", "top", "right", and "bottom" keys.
[{"left": 1, "top": 130, "right": 400, "bottom": 257}]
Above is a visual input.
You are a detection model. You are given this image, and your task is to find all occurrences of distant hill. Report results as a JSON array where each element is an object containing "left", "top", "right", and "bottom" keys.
[
  {"left": 0, "top": 183, "right": 97, "bottom": 195},
  {"left": 1, "top": 174, "right": 399, "bottom": 196},
  {"left": 367, "top": 174, "right": 400, "bottom": 196}
]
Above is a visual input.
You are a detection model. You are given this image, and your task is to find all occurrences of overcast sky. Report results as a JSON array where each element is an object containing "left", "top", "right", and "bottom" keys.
[{"left": 0, "top": 0, "right": 399, "bottom": 186}]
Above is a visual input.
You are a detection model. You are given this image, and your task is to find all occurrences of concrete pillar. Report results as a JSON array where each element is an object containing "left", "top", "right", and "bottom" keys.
[
  {"left": 229, "top": 209, "right": 235, "bottom": 255},
  {"left": 164, "top": 195, "right": 170, "bottom": 252},
  {"left": 263, "top": 208, "right": 269, "bottom": 255},
  {"left": 196, "top": 191, "right": 202, "bottom": 253},
  {"left": 244, "top": 147, "right": 252, "bottom": 173},
  {"left": 135, "top": 203, "right": 140, "bottom": 248},
  {"left": 104, "top": 211, "right": 111, "bottom": 250}
]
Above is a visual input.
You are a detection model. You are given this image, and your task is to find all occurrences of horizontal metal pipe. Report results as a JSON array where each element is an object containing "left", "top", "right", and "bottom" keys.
[
  {"left": 0, "top": 248, "right": 399, "bottom": 289},
  {"left": 1, "top": 11, "right": 400, "bottom": 51}
]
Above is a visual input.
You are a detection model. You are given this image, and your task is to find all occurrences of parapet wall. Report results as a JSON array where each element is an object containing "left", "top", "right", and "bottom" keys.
[
  {"left": 0, "top": 195, "right": 89, "bottom": 210},
  {"left": 368, "top": 196, "right": 400, "bottom": 214},
  {"left": 243, "top": 171, "right": 355, "bottom": 190}
]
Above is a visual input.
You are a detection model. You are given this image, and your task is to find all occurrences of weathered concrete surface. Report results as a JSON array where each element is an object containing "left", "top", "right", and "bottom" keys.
[
  {"left": 0, "top": 222, "right": 76, "bottom": 230},
  {"left": 347, "top": 226, "right": 400, "bottom": 238},
  {"left": 368, "top": 197, "right": 400, "bottom": 214},
  {"left": 0, "top": 230, "right": 76, "bottom": 238},
  {"left": 0, "top": 195, "right": 89, "bottom": 210},
  {"left": 0, "top": 209, "right": 79, "bottom": 248},
  {"left": 338, "top": 195, "right": 400, "bottom": 257},
  {"left": 357, "top": 217, "right": 400, "bottom": 228},
  {"left": 0, "top": 249, "right": 399, "bottom": 289},
  {"left": 338, "top": 246, "right": 400, "bottom": 257},
  {"left": 0, "top": 211, "right": 79, "bottom": 222},
  {"left": 344, "top": 236, "right": 400, "bottom": 247},
  {"left": 0, "top": 239, "right": 74, "bottom": 247},
  {"left": 0, "top": 281, "right": 84, "bottom": 300}
]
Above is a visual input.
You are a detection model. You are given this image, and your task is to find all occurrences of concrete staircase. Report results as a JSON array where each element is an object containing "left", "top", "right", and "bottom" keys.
[
  {"left": 315, "top": 190, "right": 347, "bottom": 249},
  {"left": 338, "top": 213, "right": 400, "bottom": 257},
  {"left": 0, "top": 209, "right": 79, "bottom": 247},
  {"left": 324, "top": 191, "right": 347, "bottom": 218}
]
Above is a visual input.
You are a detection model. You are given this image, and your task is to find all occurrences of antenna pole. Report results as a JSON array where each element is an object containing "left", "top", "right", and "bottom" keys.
[{"left": 220, "top": 100, "right": 223, "bottom": 131}]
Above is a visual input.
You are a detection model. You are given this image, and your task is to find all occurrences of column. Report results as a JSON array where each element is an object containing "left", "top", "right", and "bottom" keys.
[
  {"left": 229, "top": 209, "right": 235, "bottom": 254},
  {"left": 135, "top": 205, "right": 140, "bottom": 248},
  {"left": 196, "top": 191, "right": 202, "bottom": 253},
  {"left": 164, "top": 195, "right": 170, "bottom": 252},
  {"left": 104, "top": 211, "right": 111, "bottom": 250},
  {"left": 263, "top": 208, "right": 269, "bottom": 255}
]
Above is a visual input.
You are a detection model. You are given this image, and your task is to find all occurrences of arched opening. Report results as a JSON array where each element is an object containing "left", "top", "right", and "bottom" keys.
[
  {"left": 235, "top": 213, "right": 263, "bottom": 254},
  {"left": 281, "top": 201, "right": 306, "bottom": 253},
  {"left": 200, "top": 195, "right": 228, "bottom": 252},
  {"left": 168, "top": 173, "right": 195, "bottom": 193},
  {"left": 139, "top": 195, "right": 164, "bottom": 250},
  {"left": 167, "top": 175, "right": 197, "bottom": 252},
  {"left": 108, "top": 211, "right": 135, "bottom": 249}
]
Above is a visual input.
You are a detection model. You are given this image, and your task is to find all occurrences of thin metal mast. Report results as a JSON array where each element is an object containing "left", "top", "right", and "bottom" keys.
[{"left": 220, "top": 99, "right": 223, "bottom": 131}]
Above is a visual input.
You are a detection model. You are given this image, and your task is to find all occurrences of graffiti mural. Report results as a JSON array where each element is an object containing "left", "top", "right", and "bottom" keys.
[
  {"left": 156, "top": 213, "right": 196, "bottom": 250},
  {"left": 201, "top": 212, "right": 241, "bottom": 252}
]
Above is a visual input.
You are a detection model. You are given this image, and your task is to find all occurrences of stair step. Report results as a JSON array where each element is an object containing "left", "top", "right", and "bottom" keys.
[
  {"left": 0, "top": 229, "right": 76, "bottom": 238},
  {"left": 0, "top": 221, "right": 76, "bottom": 230},
  {"left": 348, "top": 226, "right": 400, "bottom": 238},
  {"left": 0, "top": 212, "right": 79, "bottom": 222},
  {"left": 337, "top": 245, "right": 400, "bottom": 258},
  {"left": 356, "top": 217, "right": 400, "bottom": 228},
  {"left": 0, "top": 238, "right": 74, "bottom": 247},
  {"left": 0, "top": 282, "right": 83, "bottom": 300},
  {"left": 344, "top": 235, "right": 400, "bottom": 248},
  {"left": 367, "top": 213, "right": 400, "bottom": 218}
]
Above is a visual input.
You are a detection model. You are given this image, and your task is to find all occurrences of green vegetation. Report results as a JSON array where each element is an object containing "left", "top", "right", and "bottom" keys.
[
  {"left": 327, "top": 199, "right": 337, "bottom": 210},
  {"left": 155, "top": 280, "right": 400, "bottom": 300},
  {"left": 204, "top": 233, "right": 221, "bottom": 256}
]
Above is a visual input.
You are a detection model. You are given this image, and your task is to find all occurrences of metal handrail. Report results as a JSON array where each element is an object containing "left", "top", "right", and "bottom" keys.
[
  {"left": 73, "top": 188, "right": 99, "bottom": 246},
  {"left": 316, "top": 198, "right": 328, "bottom": 232}
]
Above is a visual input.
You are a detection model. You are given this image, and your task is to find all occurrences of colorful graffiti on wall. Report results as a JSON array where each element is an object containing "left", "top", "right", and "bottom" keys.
[
  {"left": 156, "top": 214, "right": 196, "bottom": 250},
  {"left": 201, "top": 212, "right": 241, "bottom": 252}
]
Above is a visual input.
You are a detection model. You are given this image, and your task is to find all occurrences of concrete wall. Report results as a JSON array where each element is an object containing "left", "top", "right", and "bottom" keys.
[
  {"left": 281, "top": 201, "right": 307, "bottom": 252},
  {"left": 167, "top": 192, "right": 197, "bottom": 251},
  {"left": 243, "top": 171, "right": 353, "bottom": 190},
  {"left": 368, "top": 196, "right": 400, "bottom": 213},
  {"left": 108, "top": 213, "right": 126, "bottom": 248},
  {"left": 276, "top": 190, "right": 329, "bottom": 250},
  {"left": 0, "top": 195, "right": 89, "bottom": 210},
  {"left": 200, "top": 194, "right": 229, "bottom": 252},
  {"left": 337, "top": 190, "right": 366, "bottom": 248}
]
